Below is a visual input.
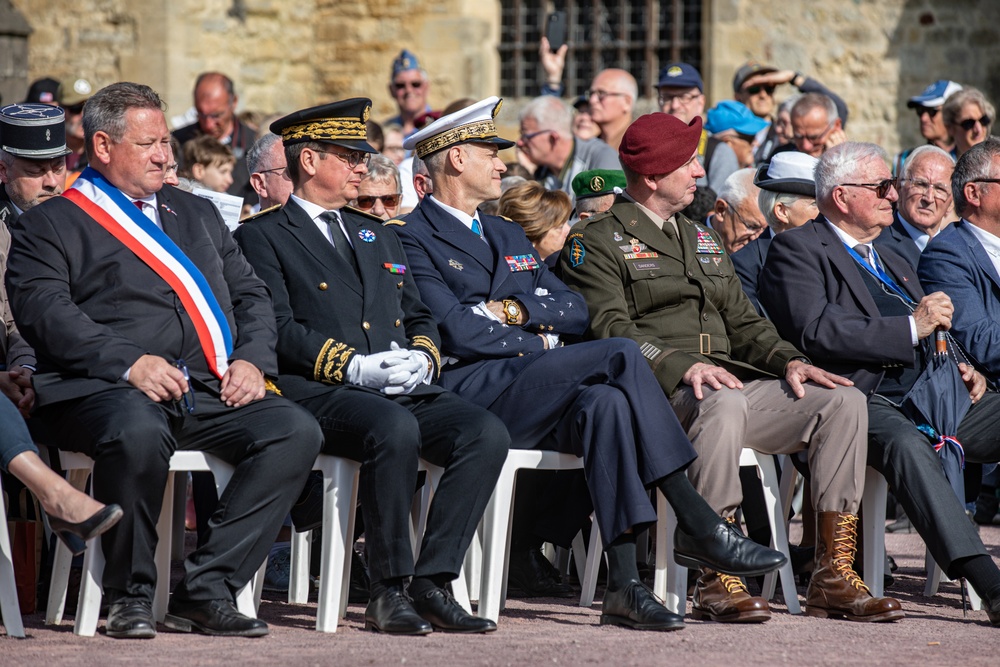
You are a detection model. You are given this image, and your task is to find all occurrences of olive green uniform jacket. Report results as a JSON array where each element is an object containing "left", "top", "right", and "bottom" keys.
[{"left": 557, "top": 196, "right": 802, "bottom": 396}]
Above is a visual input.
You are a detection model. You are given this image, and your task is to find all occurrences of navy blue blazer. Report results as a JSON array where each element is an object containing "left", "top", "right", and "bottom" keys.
[
  {"left": 918, "top": 219, "right": 1000, "bottom": 381},
  {"left": 875, "top": 214, "right": 923, "bottom": 270},
  {"left": 396, "top": 197, "right": 589, "bottom": 406},
  {"left": 759, "top": 217, "right": 923, "bottom": 398},
  {"left": 731, "top": 235, "right": 771, "bottom": 316}
]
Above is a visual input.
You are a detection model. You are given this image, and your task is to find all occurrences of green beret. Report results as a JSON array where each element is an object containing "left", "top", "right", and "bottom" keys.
[{"left": 572, "top": 169, "right": 626, "bottom": 199}]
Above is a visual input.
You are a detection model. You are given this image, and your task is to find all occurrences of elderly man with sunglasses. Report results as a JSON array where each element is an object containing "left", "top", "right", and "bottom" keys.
[
  {"left": 384, "top": 50, "right": 433, "bottom": 138},
  {"left": 760, "top": 141, "right": 1000, "bottom": 628}
]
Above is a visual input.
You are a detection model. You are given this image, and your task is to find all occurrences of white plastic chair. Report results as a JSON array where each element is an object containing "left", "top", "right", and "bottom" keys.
[
  {"left": 0, "top": 473, "right": 26, "bottom": 638},
  {"left": 44, "top": 449, "right": 262, "bottom": 636}
]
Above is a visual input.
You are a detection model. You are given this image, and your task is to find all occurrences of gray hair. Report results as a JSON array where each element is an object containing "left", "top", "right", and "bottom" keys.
[
  {"left": 952, "top": 137, "right": 1000, "bottom": 215},
  {"left": 0, "top": 148, "right": 13, "bottom": 168},
  {"left": 815, "top": 141, "right": 888, "bottom": 206},
  {"left": 942, "top": 87, "right": 996, "bottom": 128},
  {"left": 716, "top": 168, "right": 759, "bottom": 207},
  {"left": 577, "top": 193, "right": 615, "bottom": 216},
  {"left": 518, "top": 96, "right": 573, "bottom": 138},
  {"left": 778, "top": 93, "right": 803, "bottom": 117},
  {"left": 363, "top": 154, "right": 401, "bottom": 192},
  {"left": 900, "top": 144, "right": 955, "bottom": 181},
  {"left": 83, "top": 82, "right": 164, "bottom": 162},
  {"left": 411, "top": 153, "right": 428, "bottom": 178},
  {"left": 757, "top": 189, "right": 805, "bottom": 228},
  {"left": 246, "top": 132, "right": 283, "bottom": 175},
  {"left": 790, "top": 92, "right": 839, "bottom": 123}
]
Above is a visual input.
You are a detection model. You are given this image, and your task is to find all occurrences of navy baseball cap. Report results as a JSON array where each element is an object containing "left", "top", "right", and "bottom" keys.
[
  {"left": 656, "top": 63, "right": 703, "bottom": 92},
  {"left": 907, "top": 80, "right": 963, "bottom": 109}
]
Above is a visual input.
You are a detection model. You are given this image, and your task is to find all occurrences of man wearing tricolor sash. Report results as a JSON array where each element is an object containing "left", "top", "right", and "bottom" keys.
[{"left": 5, "top": 82, "right": 323, "bottom": 639}]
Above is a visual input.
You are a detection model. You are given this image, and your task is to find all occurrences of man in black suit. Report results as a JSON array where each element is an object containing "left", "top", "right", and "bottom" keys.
[
  {"left": 234, "top": 100, "right": 508, "bottom": 635},
  {"left": 759, "top": 141, "right": 1000, "bottom": 626},
  {"left": 6, "top": 82, "right": 324, "bottom": 639},
  {"left": 876, "top": 144, "right": 956, "bottom": 269}
]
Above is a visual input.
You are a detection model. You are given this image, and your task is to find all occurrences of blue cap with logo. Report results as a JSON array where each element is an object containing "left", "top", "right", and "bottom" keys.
[
  {"left": 656, "top": 63, "right": 703, "bottom": 92},
  {"left": 391, "top": 49, "right": 422, "bottom": 78},
  {"left": 907, "top": 80, "right": 963, "bottom": 109}
]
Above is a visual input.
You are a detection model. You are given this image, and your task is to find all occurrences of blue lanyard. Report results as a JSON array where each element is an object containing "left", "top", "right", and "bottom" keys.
[{"left": 843, "top": 243, "right": 915, "bottom": 306}]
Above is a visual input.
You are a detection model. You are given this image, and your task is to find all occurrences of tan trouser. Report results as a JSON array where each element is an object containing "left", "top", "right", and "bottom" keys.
[{"left": 669, "top": 379, "right": 867, "bottom": 516}]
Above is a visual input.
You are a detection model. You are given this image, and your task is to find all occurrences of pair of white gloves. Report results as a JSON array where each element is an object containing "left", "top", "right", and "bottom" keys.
[{"left": 346, "top": 342, "right": 432, "bottom": 395}]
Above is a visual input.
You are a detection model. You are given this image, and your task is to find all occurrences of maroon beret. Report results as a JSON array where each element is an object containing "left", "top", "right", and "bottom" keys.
[{"left": 619, "top": 113, "right": 703, "bottom": 176}]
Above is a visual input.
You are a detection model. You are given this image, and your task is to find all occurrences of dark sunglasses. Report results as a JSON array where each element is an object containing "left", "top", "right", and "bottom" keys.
[
  {"left": 840, "top": 178, "right": 897, "bottom": 199},
  {"left": 914, "top": 105, "right": 939, "bottom": 118},
  {"left": 957, "top": 115, "right": 991, "bottom": 131},
  {"left": 392, "top": 80, "right": 424, "bottom": 91},
  {"left": 745, "top": 84, "right": 776, "bottom": 95},
  {"left": 356, "top": 194, "right": 401, "bottom": 209}
]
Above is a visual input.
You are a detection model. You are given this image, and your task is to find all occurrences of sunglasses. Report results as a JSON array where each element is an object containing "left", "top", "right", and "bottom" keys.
[
  {"left": 914, "top": 105, "right": 939, "bottom": 118},
  {"left": 392, "top": 80, "right": 424, "bottom": 91},
  {"left": 957, "top": 115, "right": 991, "bottom": 131},
  {"left": 356, "top": 194, "right": 401, "bottom": 209},
  {"left": 840, "top": 178, "right": 898, "bottom": 199},
  {"left": 745, "top": 84, "right": 776, "bottom": 95}
]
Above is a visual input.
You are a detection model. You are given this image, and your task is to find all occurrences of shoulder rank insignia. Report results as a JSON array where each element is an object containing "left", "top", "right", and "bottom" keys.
[
  {"left": 695, "top": 230, "right": 723, "bottom": 254},
  {"left": 383, "top": 219, "right": 406, "bottom": 226},
  {"left": 505, "top": 254, "right": 539, "bottom": 272},
  {"left": 569, "top": 237, "right": 586, "bottom": 267},
  {"left": 383, "top": 262, "right": 406, "bottom": 274},
  {"left": 358, "top": 228, "right": 377, "bottom": 243},
  {"left": 343, "top": 205, "right": 385, "bottom": 223},
  {"left": 448, "top": 258, "right": 464, "bottom": 271},
  {"left": 239, "top": 203, "right": 280, "bottom": 224}
]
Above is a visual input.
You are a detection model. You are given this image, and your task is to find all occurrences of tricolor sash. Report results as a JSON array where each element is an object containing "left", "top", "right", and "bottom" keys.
[{"left": 63, "top": 167, "right": 233, "bottom": 378}]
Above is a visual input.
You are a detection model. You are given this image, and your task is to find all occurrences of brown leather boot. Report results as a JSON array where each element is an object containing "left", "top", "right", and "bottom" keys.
[
  {"left": 805, "top": 512, "right": 904, "bottom": 622},
  {"left": 692, "top": 569, "right": 771, "bottom": 623}
]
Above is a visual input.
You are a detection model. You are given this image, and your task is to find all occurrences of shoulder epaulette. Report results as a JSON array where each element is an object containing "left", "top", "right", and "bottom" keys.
[
  {"left": 239, "top": 203, "right": 281, "bottom": 224},
  {"left": 383, "top": 218, "right": 406, "bottom": 226},
  {"left": 343, "top": 205, "right": 386, "bottom": 223}
]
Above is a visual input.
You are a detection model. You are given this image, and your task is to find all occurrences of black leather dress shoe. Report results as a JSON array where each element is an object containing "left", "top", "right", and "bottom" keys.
[
  {"left": 49, "top": 504, "right": 124, "bottom": 556},
  {"left": 106, "top": 598, "right": 156, "bottom": 639},
  {"left": 164, "top": 599, "right": 268, "bottom": 637},
  {"left": 348, "top": 550, "right": 371, "bottom": 604},
  {"left": 674, "top": 521, "right": 787, "bottom": 577},
  {"left": 600, "top": 580, "right": 685, "bottom": 631},
  {"left": 364, "top": 585, "right": 432, "bottom": 635},
  {"left": 412, "top": 587, "right": 497, "bottom": 633},
  {"left": 290, "top": 471, "right": 324, "bottom": 532},
  {"left": 507, "top": 548, "right": 575, "bottom": 598}
]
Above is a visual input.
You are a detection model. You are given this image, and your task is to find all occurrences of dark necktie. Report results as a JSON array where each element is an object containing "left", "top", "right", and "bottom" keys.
[
  {"left": 320, "top": 211, "right": 359, "bottom": 275},
  {"left": 854, "top": 243, "right": 878, "bottom": 271}
]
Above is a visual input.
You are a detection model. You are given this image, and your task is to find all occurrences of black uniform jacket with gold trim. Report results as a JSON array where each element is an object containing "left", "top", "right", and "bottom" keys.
[
  {"left": 557, "top": 196, "right": 801, "bottom": 397},
  {"left": 234, "top": 199, "right": 443, "bottom": 401}
]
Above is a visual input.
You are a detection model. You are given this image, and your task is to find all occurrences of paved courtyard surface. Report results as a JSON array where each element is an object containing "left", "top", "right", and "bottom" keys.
[{"left": 2, "top": 522, "right": 998, "bottom": 666}]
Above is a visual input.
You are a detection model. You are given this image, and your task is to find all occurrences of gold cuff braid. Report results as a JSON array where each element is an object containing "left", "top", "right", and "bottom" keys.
[
  {"left": 264, "top": 378, "right": 283, "bottom": 396},
  {"left": 410, "top": 335, "right": 441, "bottom": 380},
  {"left": 315, "top": 339, "right": 355, "bottom": 384}
]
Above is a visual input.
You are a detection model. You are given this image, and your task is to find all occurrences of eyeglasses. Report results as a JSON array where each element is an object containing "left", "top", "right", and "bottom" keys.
[
  {"left": 900, "top": 178, "right": 950, "bottom": 200},
  {"left": 313, "top": 147, "right": 370, "bottom": 169},
  {"left": 956, "top": 115, "right": 991, "bottom": 131},
  {"left": 745, "top": 84, "right": 776, "bottom": 96},
  {"left": 257, "top": 166, "right": 289, "bottom": 179},
  {"left": 586, "top": 89, "right": 630, "bottom": 103},
  {"left": 518, "top": 129, "right": 551, "bottom": 144},
  {"left": 725, "top": 202, "right": 765, "bottom": 233},
  {"left": 355, "top": 194, "right": 402, "bottom": 209},
  {"left": 793, "top": 122, "right": 834, "bottom": 144},
  {"left": 840, "top": 178, "right": 898, "bottom": 199},
  {"left": 392, "top": 80, "right": 424, "bottom": 91},
  {"left": 165, "top": 163, "right": 178, "bottom": 175},
  {"left": 657, "top": 90, "right": 702, "bottom": 107},
  {"left": 173, "top": 359, "right": 195, "bottom": 414},
  {"left": 196, "top": 110, "right": 229, "bottom": 121},
  {"left": 914, "top": 105, "right": 939, "bottom": 118}
]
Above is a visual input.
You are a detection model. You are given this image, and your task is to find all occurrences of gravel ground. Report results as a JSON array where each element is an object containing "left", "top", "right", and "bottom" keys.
[{"left": 2, "top": 522, "right": 998, "bottom": 666}]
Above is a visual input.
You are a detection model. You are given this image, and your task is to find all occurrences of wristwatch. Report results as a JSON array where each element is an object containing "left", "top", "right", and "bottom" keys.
[{"left": 502, "top": 299, "right": 522, "bottom": 325}]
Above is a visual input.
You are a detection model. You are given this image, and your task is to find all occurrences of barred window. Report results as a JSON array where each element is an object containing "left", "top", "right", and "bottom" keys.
[{"left": 499, "top": 0, "right": 703, "bottom": 99}]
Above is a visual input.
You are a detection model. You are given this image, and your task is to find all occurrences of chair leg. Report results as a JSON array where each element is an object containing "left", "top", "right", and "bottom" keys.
[
  {"left": 861, "top": 468, "right": 887, "bottom": 597},
  {"left": 45, "top": 468, "right": 91, "bottom": 626},
  {"left": 0, "top": 478, "right": 25, "bottom": 638},
  {"left": 754, "top": 452, "right": 800, "bottom": 614},
  {"left": 289, "top": 529, "right": 312, "bottom": 604},
  {"left": 477, "top": 464, "right": 518, "bottom": 622},
  {"left": 152, "top": 472, "right": 176, "bottom": 623},
  {"left": 73, "top": 532, "right": 105, "bottom": 637},
  {"left": 170, "top": 474, "right": 187, "bottom": 561},
  {"left": 314, "top": 457, "right": 359, "bottom": 633},
  {"left": 579, "top": 518, "right": 602, "bottom": 607},
  {"left": 339, "top": 473, "right": 359, "bottom": 620},
  {"left": 660, "top": 493, "right": 687, "bottom": 616},
  {"left": 465, "top": 523, "right": 483, "bottom": 601}
]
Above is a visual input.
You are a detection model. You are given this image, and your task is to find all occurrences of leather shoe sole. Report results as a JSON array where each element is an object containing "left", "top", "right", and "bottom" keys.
[
  {"left": 691, "top": 606, "right": 771, "bottom": 623},
  {"left": 803, "top": 606, "right": 904, "bottom": 623}
]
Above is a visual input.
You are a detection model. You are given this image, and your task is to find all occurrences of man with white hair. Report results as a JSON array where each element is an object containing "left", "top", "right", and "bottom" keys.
[
  {"left": 878, "top": 145, "right": 956, "bottom": 268},
  {"left": 760, "top": 141, "right": 1000, "bottom": 626},
  {"left": 707, "top": 168, "right": 767, "bottom": 254},
  {"left": 517, "top": 96, "right": 619, "bottom": 203},
  {"left": 586, "top": 69, "right": 637, "bottom": 151},
  {"left": 732, "top": 152, "right": 820, "bottom": 313}
]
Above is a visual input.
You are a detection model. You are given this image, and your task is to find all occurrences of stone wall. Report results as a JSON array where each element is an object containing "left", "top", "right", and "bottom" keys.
[{"left": 11, "top": 0, "right": 1000, "bottom": 152}]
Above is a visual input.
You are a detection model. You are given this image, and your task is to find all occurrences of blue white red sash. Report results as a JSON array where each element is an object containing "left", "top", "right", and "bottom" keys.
[{"left": 63, "top": 167, "right": 233, "bottom": 378}]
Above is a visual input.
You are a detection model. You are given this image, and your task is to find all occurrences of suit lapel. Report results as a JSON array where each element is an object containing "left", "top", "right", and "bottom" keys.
[
  {"left": 282, "top": 200, "right": 362, "bottom": 296},
  {"left": 340, "top": 209, "right": 382, "bottom": 311},
  {"left": 959, "top": 220, "right": 1000, "bottom": 292},
  {"left": 155, "top": 189, "right": 183, "bottom": 245},
  {"left": 814, "top": 218, "right": 882, "bottom": 318},
  {"left": 879, "top": 246, "right": 924, "bottom": 302},
  {"left": 420, "top": 198, "right": 495, "bottom": 272}
]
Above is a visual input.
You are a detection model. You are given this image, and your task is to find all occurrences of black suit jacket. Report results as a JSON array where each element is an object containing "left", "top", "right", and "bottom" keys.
[
  {"left": 875, "top": 214, "right": 922, "bottom": 270},
  {"left": 731, "top": 235, "right": 771, "bottom": 316},
  {"left": 758, "top": 217, "right": 922, "bottom": 398},
  {"left": 233, "top": 199, "right": 443, "bottom": 402},
  {"left": 6, "top": 183, "right": 277, "bottom": 408}
]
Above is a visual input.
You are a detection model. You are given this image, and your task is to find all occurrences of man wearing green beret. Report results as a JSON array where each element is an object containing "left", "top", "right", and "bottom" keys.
[{"left": 572, "top": 168, "right": 625, "bottom": 221}]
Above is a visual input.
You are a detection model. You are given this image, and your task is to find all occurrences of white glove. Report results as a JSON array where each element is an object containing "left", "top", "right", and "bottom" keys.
[
  {"left": 346, "top": 343, "right": 421, "bottom": 390},
  {"left": 542, "top": 333, "right": 561, "bottom": 349},
  {"left": 384, "top": 349, "right": 433, "bottom": 395}
]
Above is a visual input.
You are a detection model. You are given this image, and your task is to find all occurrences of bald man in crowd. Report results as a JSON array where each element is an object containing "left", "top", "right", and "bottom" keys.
[{"left": 586, "top": 69, "right": 637, "bottom": 150}]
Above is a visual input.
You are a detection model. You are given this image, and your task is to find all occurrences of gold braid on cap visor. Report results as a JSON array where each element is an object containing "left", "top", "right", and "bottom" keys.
[
  {"left": 414, "top": 120, "right": 499, "bottom": 158},
  {"left": 280, "top": 118, "right": 367, "bottom": 143}
]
